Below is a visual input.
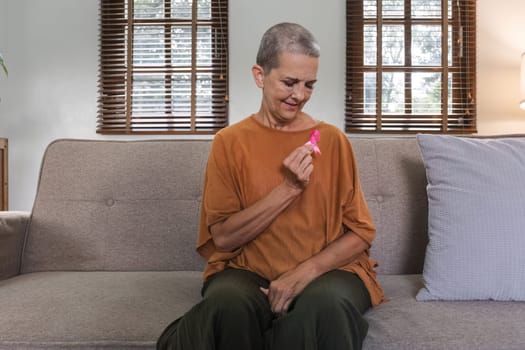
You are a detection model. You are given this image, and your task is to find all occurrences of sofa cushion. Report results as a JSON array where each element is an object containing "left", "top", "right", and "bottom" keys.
[
  {"left": 0, "top": 271, "right": 202, "bottom": 350},
  {"left": 364, "top": 275, "right": 525, "bottom": 350},
  {"left": 416, "top": 134, "right": 525, "bottom": 301}
]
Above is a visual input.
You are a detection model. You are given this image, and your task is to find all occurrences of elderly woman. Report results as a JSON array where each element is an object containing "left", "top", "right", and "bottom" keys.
[{"left": 157, "top": 22, "right": 384, "bottom": 350}]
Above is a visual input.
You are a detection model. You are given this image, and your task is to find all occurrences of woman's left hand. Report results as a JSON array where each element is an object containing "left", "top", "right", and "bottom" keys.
[{"left": 260, "top": 262, "right": 319, "bottom": 315}]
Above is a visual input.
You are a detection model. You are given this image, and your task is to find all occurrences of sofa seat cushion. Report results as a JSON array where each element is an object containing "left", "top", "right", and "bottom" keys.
[
  {"left": 364, "top": 275, "right": 525, "bottom": 350},
  {"left": 0, "top": 271, "right": 202, "bottom": 350}
]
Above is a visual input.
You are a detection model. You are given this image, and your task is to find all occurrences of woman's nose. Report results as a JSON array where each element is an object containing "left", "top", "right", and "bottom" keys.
[{"left": 292, "top": 84, "right": 306, "bottom": 100}]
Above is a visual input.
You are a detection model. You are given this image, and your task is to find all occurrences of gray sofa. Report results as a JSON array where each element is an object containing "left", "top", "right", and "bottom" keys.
[{"left": 1, "top": 138, "right": 524, "bottom": 350}]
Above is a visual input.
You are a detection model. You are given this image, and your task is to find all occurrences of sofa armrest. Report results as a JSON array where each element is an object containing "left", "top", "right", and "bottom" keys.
[{"left": 0, "top": 211, "right": 30, "bottom": 280}]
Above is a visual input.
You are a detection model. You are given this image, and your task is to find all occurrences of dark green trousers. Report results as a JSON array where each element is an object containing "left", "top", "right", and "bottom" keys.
[{"left": 157, "top": 268, "right": 371, "bottom": 350}]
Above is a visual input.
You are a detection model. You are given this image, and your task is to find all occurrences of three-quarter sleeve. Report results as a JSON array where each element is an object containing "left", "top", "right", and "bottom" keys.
[{"left": 196, "top": 133, "right": 242, "bottom": 260}]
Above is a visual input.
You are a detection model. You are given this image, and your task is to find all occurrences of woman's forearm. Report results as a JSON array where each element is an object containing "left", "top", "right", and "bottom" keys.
[
  {"left": 302, "top": 231, "right": 369, "bottom": 278},
  {"left": 210, "top": 182, "right": 302, "bottom": 252}
]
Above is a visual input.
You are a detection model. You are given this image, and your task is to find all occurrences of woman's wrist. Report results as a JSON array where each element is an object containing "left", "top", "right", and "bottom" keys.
[
  {"left": 281, "top": 179, "right": 306, "bottom": 196},
  {"left": 297, "top": 258, "right": 324, "bottom": 280}
]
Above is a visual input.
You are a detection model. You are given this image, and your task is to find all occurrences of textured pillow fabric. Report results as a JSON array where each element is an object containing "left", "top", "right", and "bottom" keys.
[{"left": 416, "top": 134, "right": 525, "bottom": 301}]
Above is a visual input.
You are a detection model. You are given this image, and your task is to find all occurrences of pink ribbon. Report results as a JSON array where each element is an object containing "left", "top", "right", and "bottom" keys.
[{"left": 305, "top": 129, "right": 321, "bottom": 155}]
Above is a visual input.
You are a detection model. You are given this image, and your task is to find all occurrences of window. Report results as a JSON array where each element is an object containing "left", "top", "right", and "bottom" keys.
[
  {"left": 98, "top": 0, "right": 228, "bottom": 134},
  {"left": 346, "top": 0, "right": 476, "bottom": 133}
]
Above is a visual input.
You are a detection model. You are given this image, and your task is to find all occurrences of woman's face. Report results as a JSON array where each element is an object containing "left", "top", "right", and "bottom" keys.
[{"left": 254, "top": 52, "right": 319, "bottom": 126}]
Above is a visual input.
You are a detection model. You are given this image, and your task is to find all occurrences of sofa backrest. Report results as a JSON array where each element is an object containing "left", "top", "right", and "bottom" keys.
[
  {"left": 22, "top": 139, "right": 211, "bottom": 273},
  {"left": 22, "top": 137, "right": 429, "bottom": 275},
  {"left": 351, "top": 137, "right": 428, "bottom": 275}
]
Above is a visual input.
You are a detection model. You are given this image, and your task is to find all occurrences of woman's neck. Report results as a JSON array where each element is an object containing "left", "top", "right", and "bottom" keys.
[{"left": 254, "top": 111, "right": 317, "bottom": 132}]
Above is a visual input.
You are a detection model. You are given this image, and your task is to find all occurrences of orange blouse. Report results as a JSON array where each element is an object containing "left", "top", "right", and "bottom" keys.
[{"left": 196, "top": 116, "right": 384, "bottom": 307}]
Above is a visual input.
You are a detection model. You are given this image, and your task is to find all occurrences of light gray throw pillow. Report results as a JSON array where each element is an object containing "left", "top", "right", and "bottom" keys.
[{"left": 416, "top": 134, "right": 525, "bottom": 301}]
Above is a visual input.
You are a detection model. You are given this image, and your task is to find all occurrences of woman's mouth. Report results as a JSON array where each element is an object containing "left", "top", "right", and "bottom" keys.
[{"left": 283, "top": 101, "right": 299, "bottom": 110}]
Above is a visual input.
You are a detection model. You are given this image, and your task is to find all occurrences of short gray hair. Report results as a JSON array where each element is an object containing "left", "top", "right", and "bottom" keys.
[{"left": 256, "top": 22, "right": 320, "bottom": 74}]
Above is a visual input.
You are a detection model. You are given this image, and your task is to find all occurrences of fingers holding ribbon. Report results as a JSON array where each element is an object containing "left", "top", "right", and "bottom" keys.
[{"left": 282, "top": 129, "right": 320, "bottom": 190}]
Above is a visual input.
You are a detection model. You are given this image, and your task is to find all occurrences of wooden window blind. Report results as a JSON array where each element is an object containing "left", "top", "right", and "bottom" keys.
[
  {"left": 346, "top": 0, "right": 476, "bottom": 133},
  {"left": 98, "top": 0, "right": 228, "bottom": 134}
]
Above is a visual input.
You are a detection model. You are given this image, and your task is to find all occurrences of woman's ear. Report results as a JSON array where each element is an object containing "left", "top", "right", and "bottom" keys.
[{"left": 252, "top": 64, "right": 265, "bottom": 88}]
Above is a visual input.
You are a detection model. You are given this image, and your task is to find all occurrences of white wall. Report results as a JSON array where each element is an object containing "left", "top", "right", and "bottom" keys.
[
  {"left": 477, "top": 0, "right": 525, "bottom": 134},
  {"left": 0, "top": 0, "right": 524, "bottom": 211}
]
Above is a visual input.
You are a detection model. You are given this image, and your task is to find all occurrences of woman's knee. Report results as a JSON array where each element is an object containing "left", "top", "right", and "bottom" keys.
[
  {"left": 202, "top": 269, "right": 271, "bottom": 323},
  {"left": 293, "top": 270, "right": 371, "bottom": 317},
  {"left": 205, "top": 287, "right": 257, "bottom": 319}
]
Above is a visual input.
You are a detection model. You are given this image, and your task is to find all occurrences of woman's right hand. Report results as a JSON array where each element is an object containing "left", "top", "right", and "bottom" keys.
[{"left": 282, "top": 144, "right": 315, "bottom": 190}]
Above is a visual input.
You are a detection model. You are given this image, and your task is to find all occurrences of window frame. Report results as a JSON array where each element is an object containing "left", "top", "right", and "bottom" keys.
[
  {"left": 345, "top": 0, "right": 476, "bottom": 134},
  {"left": 97, "top": 0, "right": 229, "bottom": 135}
]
